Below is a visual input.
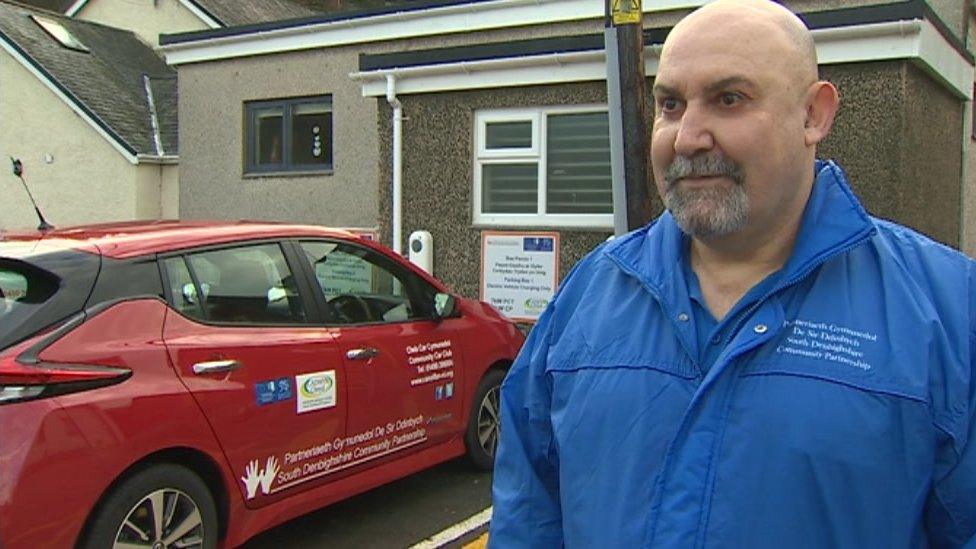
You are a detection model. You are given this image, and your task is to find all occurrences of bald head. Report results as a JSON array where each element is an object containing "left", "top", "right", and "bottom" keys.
[{"left": 663, "top": 0, "right": 818, "bottom": 91}]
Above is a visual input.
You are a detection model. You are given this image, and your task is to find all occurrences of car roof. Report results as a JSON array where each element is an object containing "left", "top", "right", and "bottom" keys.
[{"left": 0, "top": 220, "right": 361, "bottom": 259}]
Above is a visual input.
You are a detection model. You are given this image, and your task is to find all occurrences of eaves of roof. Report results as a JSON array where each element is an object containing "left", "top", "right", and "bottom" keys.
[
  {"left": 347, "top": 0, "right": 972, "bottom": 101},
  {"left": 358, "top": 0, "right": 972, "bottom": 72},
  {"left": 160, "top": 0, "right": 501, "bottom": 46}
]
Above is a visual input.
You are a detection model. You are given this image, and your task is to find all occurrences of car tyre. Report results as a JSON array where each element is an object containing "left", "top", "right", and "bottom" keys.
[
  {"left": 465, "top": 368, "right": 506, "bottom": 471},
  {"left": 82, "top": 463, "right": 218, "bottom": 549}
]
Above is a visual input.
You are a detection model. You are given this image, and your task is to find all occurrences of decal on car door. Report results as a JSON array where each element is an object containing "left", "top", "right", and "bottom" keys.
[
  {"left": 407, "top": 339, "right": 455, "bottom": 386},
  {"left": 239, "top": 413, "right": 428, "bottom": 499},
  {"left": 296, "top": 370, "right": 337, "bottom": 413}
]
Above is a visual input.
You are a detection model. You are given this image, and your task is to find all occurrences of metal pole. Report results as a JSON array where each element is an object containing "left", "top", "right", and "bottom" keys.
[{"left": 605, "top": 0, "right": 653, "bottom": 234}]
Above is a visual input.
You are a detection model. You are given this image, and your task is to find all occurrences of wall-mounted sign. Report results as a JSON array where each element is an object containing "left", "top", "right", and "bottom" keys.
[
  {"left": 344, "top": 228, "right": 378, "bottom": 241},
  {"left": 480, "top": 231, "right": 560, "bottom": 322}
]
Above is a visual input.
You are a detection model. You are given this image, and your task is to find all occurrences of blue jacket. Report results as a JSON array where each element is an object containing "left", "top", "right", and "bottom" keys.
[{"left": 489, "top": 161, "right": 976, "bottom": 548}]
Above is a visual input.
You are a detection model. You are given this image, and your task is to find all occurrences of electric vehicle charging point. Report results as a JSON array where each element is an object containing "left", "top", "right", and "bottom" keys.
[{"left": 408, "top": 230, "right": 433, "bottom": 274}]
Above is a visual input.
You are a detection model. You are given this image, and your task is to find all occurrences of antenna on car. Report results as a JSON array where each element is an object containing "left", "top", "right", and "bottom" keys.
[{"left": 10, "top": 157, "right": 53, "bottom": 231}]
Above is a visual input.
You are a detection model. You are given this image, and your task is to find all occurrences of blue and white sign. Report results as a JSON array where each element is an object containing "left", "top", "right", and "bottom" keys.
[
  {"left": 481, "top": 231, "right": 560, "bottom": 321},
  {"left": 523, "top": 236, "right": 554, "bottom": 252},
  {"left": 255, "top": 377, "right": 293, "bottom": 406}
]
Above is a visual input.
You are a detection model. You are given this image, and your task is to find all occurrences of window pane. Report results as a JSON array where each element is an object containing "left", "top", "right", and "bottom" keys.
[
  {"left": 253, "top": 106, "right": 284, "bottom": 166},
  {"left": 546, "top": 112, "right": 612, "bottom": 214},
  {"left": 486, "top": 121, "right": 532, "bottom": 149},
  {"left": 482, "top": 164, "right": 538, "bottom": 214},
  {"left": 300, "top": 241, "right": 422, "bottom": 324},
  {"left": 188, "top": 244, "right": 305, "bottom": 324},
  {"left": 0, "top": 263, "right": 58, "bottom": 325},
  {"left": 291, "top": 102, "right": 332, "bottom": 167},
  {"left": 0, "top": 269, "right": 28, "bottom": 304},
  {"left": 163, "top": 257, "right": 204, "bottom": 321}
]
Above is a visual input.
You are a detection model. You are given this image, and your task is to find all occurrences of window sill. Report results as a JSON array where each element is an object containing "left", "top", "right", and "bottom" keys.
[
  {"left": 243, "top": 169, "right": 334, "bottom": 179},
  {"left": 473, "top": 213, "right": 613, "bottom": 230}
]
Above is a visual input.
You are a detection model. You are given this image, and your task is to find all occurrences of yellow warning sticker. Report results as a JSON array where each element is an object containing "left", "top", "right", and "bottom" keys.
[{"left": 611, "top": 0, "right": 642, "bottom": 25}]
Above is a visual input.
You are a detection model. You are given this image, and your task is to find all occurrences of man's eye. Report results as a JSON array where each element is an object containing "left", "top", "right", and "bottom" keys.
[
  {"left": 659, "top": 98, "right": 679, "bottom": 111},
  {"left": 720, "top": 92, "right": 742, "bottom": 106}
]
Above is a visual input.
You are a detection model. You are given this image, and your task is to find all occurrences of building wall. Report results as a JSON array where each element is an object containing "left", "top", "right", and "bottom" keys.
[
  {"left": 0, "top": 50, "right": 143, "bottom": 230},
  {"left": 134, "top": 162, "right": 180, "bottom": 219},
  {"left": 820, "top": 61, "right": 964, "bottom": 247},
  {"left": 899, "top": 62, "right": 965, "bottom": 243},
  {"left": 176, "top": 47, "right": 379, "bottom": 227},
  {"left": 172, "top": 0, "right": 971, "bottom": 276},
  {"left": 161, "top": 163, "right": 179, "bottom": 218},
  {"left": 379, "top": 82, "right": 616, "bottom": 300},
  {"left": 381, "top": 59, "right": 966, "bottom": 301},
  {"left": 75, "top": 0, "right": 208, "bottom": 48}
]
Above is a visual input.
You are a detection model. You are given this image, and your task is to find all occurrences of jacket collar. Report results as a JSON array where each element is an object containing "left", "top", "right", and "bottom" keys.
[{"left": 605, "top": 160, "right": 876, "bottom": 303}]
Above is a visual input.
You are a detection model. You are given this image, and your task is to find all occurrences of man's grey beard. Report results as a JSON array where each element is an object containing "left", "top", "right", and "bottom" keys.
[{"left": 663, "top": 154, "right": 748, "bottom": 239}]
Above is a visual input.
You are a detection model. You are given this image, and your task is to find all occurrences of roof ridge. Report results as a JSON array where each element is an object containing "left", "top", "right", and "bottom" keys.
[{"left": 0, "top": 0, "right": 150, "bottom": 39}]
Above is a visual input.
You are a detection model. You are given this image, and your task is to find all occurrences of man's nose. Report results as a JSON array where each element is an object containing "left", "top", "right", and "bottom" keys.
[{"left": 673, "top": 106, "right": 714, "bottom": 156}]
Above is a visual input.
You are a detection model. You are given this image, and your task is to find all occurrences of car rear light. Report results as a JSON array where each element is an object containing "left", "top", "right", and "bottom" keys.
[
  {"left": 0, "top": 313, "right": 131, "bottom": 405},
  {"left": 0, "top": 355, "right": 131, "bottom": 405}
]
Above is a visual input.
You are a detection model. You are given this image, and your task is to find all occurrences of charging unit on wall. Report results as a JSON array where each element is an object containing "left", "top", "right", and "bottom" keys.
[{"left": 408, "top": 230, "right": 433, "bottom": 274}]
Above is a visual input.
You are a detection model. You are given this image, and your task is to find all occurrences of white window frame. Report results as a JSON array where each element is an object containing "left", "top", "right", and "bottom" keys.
[{"left": 473, "top": 105, "right": 613, "bottom": 228}]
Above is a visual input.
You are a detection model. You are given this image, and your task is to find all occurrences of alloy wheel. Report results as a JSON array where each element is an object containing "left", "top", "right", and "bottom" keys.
[
  {"left": 112, "top": 488, "right": 205, "bottom": 549},
  {"left": 477, "top": 385, "right": 501, "bottom": 458}
]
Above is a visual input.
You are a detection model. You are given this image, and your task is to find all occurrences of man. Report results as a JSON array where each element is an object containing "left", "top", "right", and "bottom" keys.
[{"left": 488, "top": 0, "right": 976, "bottom": 547}]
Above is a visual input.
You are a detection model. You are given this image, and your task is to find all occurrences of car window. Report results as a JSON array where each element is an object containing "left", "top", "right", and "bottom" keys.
[
  {"left": 168, "top": 243, "right": 306, "bottom": 325},
  {"left": 162, "top": 257, "right": 205, "bottom": 320},
  {"left": 299, "top": 241, "right": 435, "bottom": 324},
  {"left": 0, "top": 266, "right": 55, "bottom": 320},
  {"left": 0, "top": 249, "right": 100, "bottom": 352},
  {"left": 0, "top": 261, "right": 61, "bottom": 348}
]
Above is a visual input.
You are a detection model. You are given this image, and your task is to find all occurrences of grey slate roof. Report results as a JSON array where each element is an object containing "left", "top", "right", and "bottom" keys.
[
  {"left": 10, "top": 0, "right": 72, "bottom": 13},
  {"left": 190, "top": 0, "right": 320, "bottom": 26},
  {"left": 190, "top": 0, "right": 411, "bottom": 26},
  {"left": 13, "top": 0, "right": 408, "bottom": 27},
  {"left": 0, "top": 1, "right": 177, "bottom": 157}
]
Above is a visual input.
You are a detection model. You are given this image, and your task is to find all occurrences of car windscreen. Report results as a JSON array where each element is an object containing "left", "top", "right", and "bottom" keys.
[{"left": 0, "top": 249, "right": 100, "bottom": 351}]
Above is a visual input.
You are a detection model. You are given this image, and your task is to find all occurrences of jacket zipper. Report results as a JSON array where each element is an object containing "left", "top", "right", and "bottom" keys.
[{"left": 722, "top": 225, "right": 877, "bottom": 347}]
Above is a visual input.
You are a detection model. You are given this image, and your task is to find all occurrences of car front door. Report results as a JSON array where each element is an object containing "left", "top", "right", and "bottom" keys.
[
  {"left": 295, "top": 240, "right": 465, "bottom": 468},
  {"left": 160, "top": 242, "right": 347, "bottom": 508}
]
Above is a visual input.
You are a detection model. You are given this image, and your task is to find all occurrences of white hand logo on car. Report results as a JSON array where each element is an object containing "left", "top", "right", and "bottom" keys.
[
  {"left": 260, "top": 456, "right": 279, "bottom": 494},
  {"left": 241, "top": 456, "right": 279, "bottom": 499}
]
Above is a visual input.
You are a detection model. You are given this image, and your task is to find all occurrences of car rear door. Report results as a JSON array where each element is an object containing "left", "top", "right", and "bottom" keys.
[
  {"left": 293, "top": 239, "right": 466, "bottom": 467},
  {"left": 160, "top": 241, "right": 348, "bottom": 508}
]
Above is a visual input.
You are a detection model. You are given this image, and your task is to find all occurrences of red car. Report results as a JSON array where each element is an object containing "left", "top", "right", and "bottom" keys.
[{"left": 0, "top": 221, "right": 524, "bottom": 548}]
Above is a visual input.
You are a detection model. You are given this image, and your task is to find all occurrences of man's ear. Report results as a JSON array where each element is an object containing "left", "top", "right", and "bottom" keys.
[{"left": 803, "top": 81, "right": 839, "bottom": 146}]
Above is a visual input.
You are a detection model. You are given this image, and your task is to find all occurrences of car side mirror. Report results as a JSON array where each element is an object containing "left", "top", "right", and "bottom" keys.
[{"left": 433, "top": 292, "right": 457, "bottom": 320}]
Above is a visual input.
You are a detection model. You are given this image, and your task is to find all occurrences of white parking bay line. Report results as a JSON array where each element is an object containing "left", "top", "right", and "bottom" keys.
[{"left": 408, "top": 507, "right": 493, "bottom": 549}]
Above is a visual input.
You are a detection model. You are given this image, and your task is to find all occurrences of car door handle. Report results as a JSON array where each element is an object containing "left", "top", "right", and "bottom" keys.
[
  {"left": 346, "top": 348, "right": 379, "bottom": 360},
  {"left": 192, "top": 359, "right": 241, "bottom": 375}
]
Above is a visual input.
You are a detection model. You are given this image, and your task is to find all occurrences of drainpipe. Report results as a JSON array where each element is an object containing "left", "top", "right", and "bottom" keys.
[{"left": 386, "top": 74, "right": 403, "bottom": 255}]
